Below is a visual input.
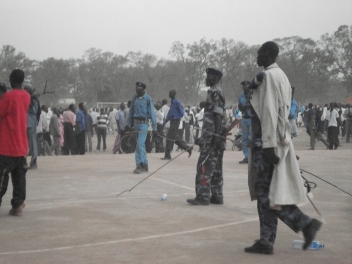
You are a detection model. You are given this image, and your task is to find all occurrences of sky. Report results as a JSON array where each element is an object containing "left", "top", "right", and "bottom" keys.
[{"left": 1, "top": 0, "right": 351, "bottom": 61}]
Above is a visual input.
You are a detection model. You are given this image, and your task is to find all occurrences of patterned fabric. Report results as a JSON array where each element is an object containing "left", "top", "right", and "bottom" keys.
[{"left": 194, "top": 83, "right": 226, "bottom": 200}]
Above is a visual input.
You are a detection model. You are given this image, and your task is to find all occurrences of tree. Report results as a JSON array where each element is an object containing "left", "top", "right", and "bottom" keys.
[{"left": 319, "top": 25, "right": 352, "bottom": 94}]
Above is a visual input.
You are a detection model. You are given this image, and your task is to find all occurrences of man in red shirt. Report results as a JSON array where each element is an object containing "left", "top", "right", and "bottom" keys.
[{"left": 0, "top": 69, "right": 30, "bottom": 216}]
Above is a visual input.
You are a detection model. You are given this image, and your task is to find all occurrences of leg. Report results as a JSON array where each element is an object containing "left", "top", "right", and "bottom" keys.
[
  {"left": 134, "top": 123, "right": 148, "bottom": 167},
  {"left": 96, "top": 129, "right": 102, "bottom": 150},
  {"left": 164, "top": 120, "right": 180, "bottom": 158},
  {"left": 10, "top": 157, "right": 27, "bottom": 208},
  {"left": 0, "top": 156, "right": 12, "bottom": 207},
  {"left": 102, "top": 129, "right": 107, "bottom": 150},
  {"left": 210, "top": 149, "right": 224, "bottom": 203}
]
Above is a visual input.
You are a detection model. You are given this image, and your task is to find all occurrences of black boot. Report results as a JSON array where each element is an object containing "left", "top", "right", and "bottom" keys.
[
  {"left": 141, "top": 163, "right": 148, "bottom": 172},
  {"left": 244, "top": 239, "right": 273, "bottom": 254},
  {"left": 302, "top": 218, "right": 322, "bottom": 250},
  {"left": 186, "top": 197, "right": 209, "bottom": 205},
  {"left": 210, "top": 195, "right": 223, "bottom": 204},
  {"left": 133, "top": 164, "right": 143, "bottom": 174},
  {"left": 28, "top": 158, "right": 37, "bottom": 170}
]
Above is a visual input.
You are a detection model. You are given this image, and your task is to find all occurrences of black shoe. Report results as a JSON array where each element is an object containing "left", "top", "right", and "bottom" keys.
[
  {"left": 210, "top": 196, "right": 223, "bottom": 204},
  {"left": 133, "top": 164, "right": 143, "bottom": 174},
  {"left": 186, "top": 197, "right": 209, "bottom": 205},
  {"left": 141, "top": 163, "right": 148, "bottom": 172},
  {"left": 244, "top": 240, "right": 273, "bottom": 254},
  {"left": 302, "top": 218, "right": 322, "bottom": 250},
  {"left": 187, "top": 147, "right": 193, "bottom": 158},
  {"left": 160, "top": 157, "right": 171, "bottom": 160},
  {"left": 239, "top": 158, "right": 248, "bottom": 164}
]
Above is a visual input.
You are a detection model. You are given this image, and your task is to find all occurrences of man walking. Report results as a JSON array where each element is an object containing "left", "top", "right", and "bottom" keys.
[
  {"left": 62, "top": 104, "right": 77, "bottom": 155},
  {"left": 187, "top": 68, "right": 226, "bottom": 205},
  {"left": 113, "top": 103, "right": 126, "bottom": 154},
  {"left": 245, "top": 41, "right": 322, "bottom": 254},
  {"left": 126, "top": 82, "right": 158, "bottom": 174},
  {"left": 0, "top": 69, "right": 30, "bottom": 216},
  {"left": 161, "top": 89, "right": 192, "bottom": 160}
]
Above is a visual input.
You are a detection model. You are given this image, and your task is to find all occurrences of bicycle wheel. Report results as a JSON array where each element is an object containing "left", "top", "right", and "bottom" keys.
[{"left": 120, "top": 133, "right": 137, "bottom": 154}]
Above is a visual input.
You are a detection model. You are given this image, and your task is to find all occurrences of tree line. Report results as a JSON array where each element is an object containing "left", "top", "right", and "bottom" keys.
[{"left": 0, "top": 25, "right": 351, "bottom": 107}]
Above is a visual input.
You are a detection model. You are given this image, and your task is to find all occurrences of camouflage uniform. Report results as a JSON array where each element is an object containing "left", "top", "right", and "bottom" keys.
[
  {"left": 250, "top": 108, "right": 312, "bottom": 245},
  {"left": 195, "top": 84, "right": 227, "bottom": 201}
]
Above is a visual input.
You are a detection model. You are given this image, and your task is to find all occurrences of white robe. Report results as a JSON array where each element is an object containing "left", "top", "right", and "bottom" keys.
[{"left": 249, "top": 63, "right": 307, "bottom": 209}]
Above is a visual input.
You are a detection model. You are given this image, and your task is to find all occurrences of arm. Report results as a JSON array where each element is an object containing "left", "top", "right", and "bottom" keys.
[{"left": 147, "top": 97, "right": 157, "bottom": 131}]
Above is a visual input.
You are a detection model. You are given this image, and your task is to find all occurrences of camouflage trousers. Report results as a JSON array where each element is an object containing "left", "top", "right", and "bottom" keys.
[
  {"left": 195, "top": 147, "right": 224, "bottom": 201},
  {"left": 252, "top": 147, "right": 312, "bottom": 246}
]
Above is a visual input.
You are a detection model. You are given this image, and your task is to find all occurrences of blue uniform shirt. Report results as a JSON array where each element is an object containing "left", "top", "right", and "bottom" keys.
[
  {"left": 127, "top": 93, "right": 157, "bottom": 131},
  {"left": 76, "top": 109, "right": 86, "bottom": 131},
  {"left": 239, "top": 93, "right": 252, "bottom": 117},
  {"left": 164, "top": 98, "right": 184, "bottom": 125},
  {"left": 289, "top": 99, "right": 298, "bottom": 120}
]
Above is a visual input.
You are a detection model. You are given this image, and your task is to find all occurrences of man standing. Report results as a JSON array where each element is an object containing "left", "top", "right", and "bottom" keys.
[
  {"left": 75, "top": 103, "right": 86, "bottom": 155},
  {"left": 161, "top": 99, "right": 170, "bottom": 147},
  {"left": 113, "top": 103, "right": 126, "bottom": 154},
  {"left": 344, "top": 104, "right": 352, "bottom": 142},
  {"left": 161, "top": 89, "right": 192, "bottom": 160},
  {"left": 48, "top": 107, "right": 61, "bottom": 155},
  {"left": 62, "top": 104, "right": 76, "bottom": 155},
  {"left": 126, "top": 82, "right": 158, "bottom": 174},
  {"left": 289, "top": 86, "right": 299, "bottom": 137},
  {"left": 306, "top": 103, "right": 328, "bottom": 150},
  {"left": 187, "top": 68, "right": 226, "bottom": 205},
  {"left": 0, "top": 69, "right": 30, "bottom": 216},
  {"left": 326, "top": 102, "right": 340, "bottom": 150},
  {"left": 24, "top": 86, "right": 40, "bottom": 169},
  {"left": 238, "top": 81, "right": 251, "bottom": 164},
  {"left": 245, "top": 41, "right": 322, "bottom": 254}
]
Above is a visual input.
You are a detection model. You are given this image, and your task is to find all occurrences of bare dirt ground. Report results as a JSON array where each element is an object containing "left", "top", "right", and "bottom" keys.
[{"left": 0, "top": 126, "right": 351, "bottom": 264}]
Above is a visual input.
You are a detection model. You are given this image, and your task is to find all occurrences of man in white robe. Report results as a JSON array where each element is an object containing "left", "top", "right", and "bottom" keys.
[{"left": 245, "top": 41, "right": 322, "bottom": 254}]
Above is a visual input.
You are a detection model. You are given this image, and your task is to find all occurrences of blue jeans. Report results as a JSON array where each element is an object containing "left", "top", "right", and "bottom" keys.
[
  {"left": 241, "top": 118, "right": 251, "bottom": 158},
  {"left": 27, "top": 127, "right": 38, "bottom": 163},
  {"left": 134, "top": 123, "right": 148, "bottom": 166}
]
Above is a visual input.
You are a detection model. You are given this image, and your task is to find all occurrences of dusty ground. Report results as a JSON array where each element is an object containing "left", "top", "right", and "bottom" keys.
[{"left": 0, "top": 126, "right": 351, "bottom": 264}]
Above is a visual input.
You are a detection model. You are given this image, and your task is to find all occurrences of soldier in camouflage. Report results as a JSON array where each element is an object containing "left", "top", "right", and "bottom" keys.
[{"left": 187, "top": 68, "right": 227, "bottom": 205}]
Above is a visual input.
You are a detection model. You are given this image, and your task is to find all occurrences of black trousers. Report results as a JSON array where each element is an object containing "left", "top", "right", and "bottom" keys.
[
  {"left": 164, "top": 119, "right": 190, "bottom": 158},
  {"left": 76, "top": 131, "right": 86, "bottom": 155},
  {"left": 63, "top": 123, "right": 76, "bottom": 155},
  {"left": 0, "top": 156, "right": 27, "bottom": 208},
  {"left": 328, "top": 126, "right": 339, "bottom": 149}
]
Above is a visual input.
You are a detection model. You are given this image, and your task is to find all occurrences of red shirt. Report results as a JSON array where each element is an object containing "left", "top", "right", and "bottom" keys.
[{"left": 0, "top": 89, "right": 30, "bottom": 157}]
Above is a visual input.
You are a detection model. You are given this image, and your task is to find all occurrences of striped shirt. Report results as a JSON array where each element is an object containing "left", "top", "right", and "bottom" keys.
[{"left": 97, "top": 114, "right": 108, "bottom": 129}]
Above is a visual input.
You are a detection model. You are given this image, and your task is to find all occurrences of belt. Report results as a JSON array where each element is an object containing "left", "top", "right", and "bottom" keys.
[{"left": 134, "top": 118, "right": 148, "bottom": 124}]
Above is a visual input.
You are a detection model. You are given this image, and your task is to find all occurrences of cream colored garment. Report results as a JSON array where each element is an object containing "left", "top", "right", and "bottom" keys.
[{"left": 249, "top": 63, "right": 307, "bottom": 209}]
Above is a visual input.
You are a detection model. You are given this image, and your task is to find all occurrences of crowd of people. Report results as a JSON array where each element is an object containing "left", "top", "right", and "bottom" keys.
[{"left": 3, "top": 40, "right": 352, "bottom": 255}]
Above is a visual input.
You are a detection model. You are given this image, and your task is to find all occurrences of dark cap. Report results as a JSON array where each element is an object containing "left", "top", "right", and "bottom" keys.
[
  {"left": 241, "top": 81, "right": 250, "bottom": 86},
  {"left": 206, "top": 68, "right": 223, "bottom": 78},
  {"left": 136, "top": 82, "right": 146, "bottom": 89}
]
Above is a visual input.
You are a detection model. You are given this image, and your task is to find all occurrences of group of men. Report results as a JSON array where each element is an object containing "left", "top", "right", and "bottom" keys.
[{"left": 0, "top": 41, "right": 322, "bottom": 255}]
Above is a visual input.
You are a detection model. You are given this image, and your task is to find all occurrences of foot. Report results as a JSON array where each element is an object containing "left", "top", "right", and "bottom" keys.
[
  {"left": 239, "top": 158, "right": 248, "bottom": 164},
  {"left": 133, "top": 165, "right": 143, "bottom": 174},
  {"left": 186, "top": 197, "right": 209, "bottom": 205},
  {"left": 27, "top": 163, "right": 37, "bottom": 170},
  {"left": 244, "top": 239, "right": 273, "bottom": 254},
  {"left": 160, "top": 157, "right": 171, "bottom": 160},
  {"left": 308, "top": 148, "right": 315, "bottom": 150},
  {"left": 141, "top": 163, "right": 148, "bottom": 172},
  {"left": 302, "top": 218, "right": 322, "bottom": 250},
  {"left": 210, "top": 196, "right": 223, "bottom": 204},
  {"left": 187, "top": 147, "right": 193, "bottom": 158},
  {"left": 9, "top": 203, "right": 25, "bottom": 217}
]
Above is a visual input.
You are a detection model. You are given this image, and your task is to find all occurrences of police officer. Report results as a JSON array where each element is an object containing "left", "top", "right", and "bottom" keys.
[
  {"left": 126, "top": 82, "right": 157, "bottom": 174},
  {"left": 238, "top": 81, "right": 251, "bottom": 164},
  {"left": 187, "top": 68, "right": 226, "bottom": 205}
]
